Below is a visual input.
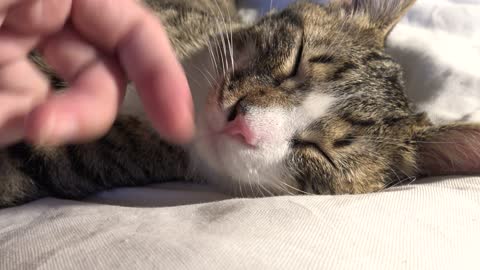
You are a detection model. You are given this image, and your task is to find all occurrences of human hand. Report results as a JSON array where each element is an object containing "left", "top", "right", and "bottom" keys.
[{"left": 0, "top": 0, "right": 194, "bottom": 146}]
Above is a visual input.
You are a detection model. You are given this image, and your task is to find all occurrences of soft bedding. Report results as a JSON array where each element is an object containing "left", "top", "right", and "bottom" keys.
[
  {"left": 1, "top": 177, "right": 480, "bottom": 269},
  {"left": 1, "top": 1, "right": 480, "bottom": 269}
]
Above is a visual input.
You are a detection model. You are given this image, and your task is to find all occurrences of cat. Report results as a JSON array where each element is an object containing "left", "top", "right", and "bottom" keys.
[{"left": 1, "top": 0, "right": 479, "bottom": 207}]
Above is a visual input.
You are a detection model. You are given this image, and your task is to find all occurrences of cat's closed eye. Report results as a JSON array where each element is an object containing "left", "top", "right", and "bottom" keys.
[
  {"left": 291, "top": 139, "right": 337, "bottom": 168},
  {"left": 333, "top": 134, "right": 355, "bottom": 148},
  {"left": 287, "top": 37, "right": 304, "bottom": 79},
  {"left": 309, "top": 54, "right": 335, "bottom": 64}
]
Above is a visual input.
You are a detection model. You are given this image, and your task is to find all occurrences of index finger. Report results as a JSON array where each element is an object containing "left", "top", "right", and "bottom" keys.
[
  {"left": 72, "top": 0, "right": 194, "bottom": 144},
  {"left": 0, "top": 0, "right": 24, "bottom": 10}
]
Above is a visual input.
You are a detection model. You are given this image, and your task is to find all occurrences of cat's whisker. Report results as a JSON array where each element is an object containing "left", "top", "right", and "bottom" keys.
[
  {"left": 210, "top": 17, "right": 226, "bottom": 77},
  {"left": 243, "top": 167, "right": 276, "bottom": 197},
  {"left": 221, "top": 35, "right": 228, "bottom": 76},
  {"left": 262, "top": 182, "right": 275, "bottom": 197},
  {"left": 381, "top": 175, "right": 417, "bottom": 192},
  {"left": 212, "top": 1, "right": 230, "bottom": 75},
  {"left": 325, "top": 16, "right": 348, "bottom": 54},
  {"left": 388, "top": 166, "right": 403, "bottom": 186},
  {"left": 353, "top": 147, "right": 416, "bottom": 192},
  {"left": 250, "top": 169, "right": 273, "bottom": 197},
  {"left": 215, "top": 34, "right": 227, "bottom": 77},
  {"left": 263, "top": 166, "right": 305, "bottom": 196},
  {"left": 230, "top": 18, "right": 235, "bottom": 74},
  {"left": 261, "top": 169, "right": 299, "bottom": 196},
  {"left": 237, "top": 175, "right": 245, "bottom": 198},
  {"left": 206, "top": 3, "right": 227, "bottom": 77},
  {"left": 247, "top": 169, "right": 256, "bottom": 196},
  {"left": 203, "top": 68, "right": 218, "bottom": 87},
  {"left": 206, "top": 38, "right": 220, "bottom": 77},
  {"left": 185, "top": 72, "right": 207, "bottom": 90},
  {"left": 394, "top": 161, "right": 416, "bottom": 182},
  {"left": 255, "top": 177, "right": 269, "bottom": 198},
  {"left": 222, "top": 0, "right": 235, "bottom": 74},
  {"left": 346, "top": 135, "right": 460, "bottom": 145},
  {"left": 261, "top": 181, "right": 280, "bottom": 197},
  {"left": 279, "top": 181, "right": 312, "bottom": 196},
  {"left": 378, "top": 158, "right": 418, "bottom": 192},
  {"left": 190, "top": 65, "right": 215, "bottom": 89},
  {"left": 211, "top": 36, "right": 222, "bottom": 76},
  {"left": 196, "top": 65, "right": 215, "bottom": 84}
]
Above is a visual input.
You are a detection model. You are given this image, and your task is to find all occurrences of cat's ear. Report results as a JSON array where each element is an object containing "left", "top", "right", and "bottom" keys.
[
  {"left": 331, "top": 0, "right": 416, "bottom": 37},
  {"left": 413, "top": 123, "right": 480, "bottom": 176}
]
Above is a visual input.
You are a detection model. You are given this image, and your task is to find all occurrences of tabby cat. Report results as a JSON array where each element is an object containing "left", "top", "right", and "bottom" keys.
[{"left": 1, "top": 0, "right": 479, "bottom": 207}]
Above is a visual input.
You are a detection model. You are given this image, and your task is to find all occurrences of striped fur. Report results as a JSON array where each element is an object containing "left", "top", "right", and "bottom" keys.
[{"left": 2, "top": 0, "right": 479, "bottom": 207}]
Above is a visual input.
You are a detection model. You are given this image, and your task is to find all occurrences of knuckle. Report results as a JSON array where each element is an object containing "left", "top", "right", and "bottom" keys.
[{"left": 5, "top": 0, "right": 71, "bottom": 34}]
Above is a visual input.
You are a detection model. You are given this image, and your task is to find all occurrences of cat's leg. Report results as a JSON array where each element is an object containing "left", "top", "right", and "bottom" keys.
[{"left": 0, "top": 115, "right": 189, "bottom": 207}]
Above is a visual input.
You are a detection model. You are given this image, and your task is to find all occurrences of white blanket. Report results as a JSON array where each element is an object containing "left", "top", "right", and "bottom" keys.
[
  {"left": 386, "top": 0, "right": 480, "bottom": 123},
  {"left": 1, "top": 1, "right": 479, "bottom": 269},
  {"left": 1, "top": 177, "right": 480, "bottom": 269}
]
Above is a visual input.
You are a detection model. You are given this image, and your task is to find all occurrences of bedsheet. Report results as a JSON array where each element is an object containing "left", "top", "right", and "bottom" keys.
[{"left": 1, "top": 177, "right": 480, "bottom": 270}]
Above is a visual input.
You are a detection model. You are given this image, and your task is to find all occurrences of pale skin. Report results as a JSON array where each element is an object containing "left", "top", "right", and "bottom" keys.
[{"left": 0, "top": 0, "right": 194, "bottom": 146}]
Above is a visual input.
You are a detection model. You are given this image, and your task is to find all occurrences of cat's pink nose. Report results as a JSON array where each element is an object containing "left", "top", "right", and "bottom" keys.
[{"left": 222, "top": 115, "right": 257, "bottom": 147}]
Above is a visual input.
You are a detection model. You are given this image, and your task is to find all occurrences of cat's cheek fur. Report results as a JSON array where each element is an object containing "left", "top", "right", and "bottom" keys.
[{"left": 190, "top": 93, "right": 337, "bottom": 195}]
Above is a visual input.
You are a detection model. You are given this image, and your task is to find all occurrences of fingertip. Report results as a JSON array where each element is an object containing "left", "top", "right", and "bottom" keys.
[
  {"left": 154, "top": 99, "right": 195, "bottom": 145},
  {"left": 24, "top": 102, "right": 56, "bottom": 146},
  {"left": 162, "top": 79, "right": 196, "bottom": 145},
  {"left": 139, "top": 70, "right": 196, "bottom": 145},
  {"left": 25, "top": 54, "right": 126, "bottom": 146},
  {"left": 4, "top": 0, "right": 72, "bottom": 35}
]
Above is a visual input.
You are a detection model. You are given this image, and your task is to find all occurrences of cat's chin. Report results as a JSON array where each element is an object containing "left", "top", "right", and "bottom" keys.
[
  {"left": 190, "top": 126, "right": 287, "bottom": 193},
  {"left": 189, "top": 125, "right": 304, "bottom": 197},
  {"left": 192, "top": 122, "right": 248, "bottom": 170}
]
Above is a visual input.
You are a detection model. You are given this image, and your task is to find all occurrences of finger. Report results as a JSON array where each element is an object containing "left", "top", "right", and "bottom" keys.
[
  {"left": 3, "top": 0, "right": 71, "bottom": 35},
  {"left": 120, "top": 23, "right": 194, "bottom": 145},
  {"left": 0, "top": 93, "right": 46, "bottom": 146},
  {"left": 0, "top": 58, "right": 49, "bottom": 94},
  {"left": 72, "top": 0, "right": 194, "bottom": 144},
  {"left": 71, "top": 0, "right": 144, "bottom": 52},
  {"left": 0, "top": 92, "right": 44, "bottom": 126},
  {"left": 0, "top": 0, "right": 24, "bottom": 11},
  {"left": 0, "top": 13, "right": 5, "bottom": 25},
  {"left": 25, "top": 27, "right": 125, "bottom": 145},
  {"left": 40, "top": 27, "right": 98, "bottom": 81},
  {"left": 25, "top": 57, "right": 126, "bottom": 146},
  {"left": 0, "top": 58, "right": 49, "bottom": 145},
  {"left": 0, "top": 29, "right": 39, "bottom": 64}
]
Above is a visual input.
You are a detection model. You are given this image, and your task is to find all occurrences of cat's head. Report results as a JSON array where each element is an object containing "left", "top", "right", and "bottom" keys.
[{"left": 192, "top": 0, "right": 480, "bottom": 196}]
